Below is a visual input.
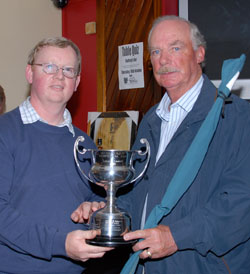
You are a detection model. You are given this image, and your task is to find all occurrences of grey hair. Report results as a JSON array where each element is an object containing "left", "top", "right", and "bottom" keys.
[
  {"left": 27, "top": 37, "right": 82, "bottom": 75},
  {"left": 148, "top": 15, "right": 206, "bottom": 66}
]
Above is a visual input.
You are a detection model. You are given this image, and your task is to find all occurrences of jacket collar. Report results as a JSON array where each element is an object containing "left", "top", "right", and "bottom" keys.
[{"left": 145, "top": 74, "right": 217, "bottom": 166}]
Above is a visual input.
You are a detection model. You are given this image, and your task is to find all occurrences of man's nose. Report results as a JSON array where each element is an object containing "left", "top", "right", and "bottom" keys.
[
  {"left": 54, "top": 68, "right": 65, "bottom": 80},
  {"left": 159, "top": 50, "right": 170, "bottom": 65}
]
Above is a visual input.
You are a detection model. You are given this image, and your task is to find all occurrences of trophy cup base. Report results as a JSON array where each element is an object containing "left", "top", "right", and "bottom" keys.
[{"left": 86, "top": 235, "right": 137, "bottom": 247}]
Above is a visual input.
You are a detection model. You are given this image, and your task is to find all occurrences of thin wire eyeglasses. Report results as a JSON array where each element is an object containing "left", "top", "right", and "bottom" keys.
[{"left": 32, "top": 63, "right": 78, "bottom": 79}]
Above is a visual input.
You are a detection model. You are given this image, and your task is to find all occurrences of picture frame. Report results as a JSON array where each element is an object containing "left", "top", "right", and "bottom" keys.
[{"left": 87, "top": 111, "right": 139, "bottom": 150}]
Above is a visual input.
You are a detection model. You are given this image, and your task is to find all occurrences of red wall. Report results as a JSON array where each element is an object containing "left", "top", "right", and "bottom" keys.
[
  {"left": 162, "top": 0, "right": 178, "bottom": 15},
  {"left": 62, "top": 0, "right": 97, "bottom": 131},
  {"left": 62, "top": 0, "right": 178, "bottom": 132}
]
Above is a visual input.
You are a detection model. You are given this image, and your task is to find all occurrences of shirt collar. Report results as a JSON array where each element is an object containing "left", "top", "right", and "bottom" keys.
[
  {"left": 156, "top": 75, "right": 204, "bottom": 120},
  {"left": 19, "top": 96, "right": 75, "bottom": 136}
]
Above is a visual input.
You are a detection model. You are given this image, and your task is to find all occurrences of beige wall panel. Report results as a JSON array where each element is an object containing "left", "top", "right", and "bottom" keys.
[{"left": 0, "top": 0, "right": 62, "bottom": 112}]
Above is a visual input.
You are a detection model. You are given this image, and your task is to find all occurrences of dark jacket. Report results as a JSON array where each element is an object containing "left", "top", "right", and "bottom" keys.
[{"left": 119, "top": 75, "right": 250, "bottom": 274}]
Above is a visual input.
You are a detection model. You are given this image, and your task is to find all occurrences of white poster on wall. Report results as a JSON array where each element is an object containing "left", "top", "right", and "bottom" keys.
[{"left": 118, "top": 42, "right": 144, "bottom": 90}]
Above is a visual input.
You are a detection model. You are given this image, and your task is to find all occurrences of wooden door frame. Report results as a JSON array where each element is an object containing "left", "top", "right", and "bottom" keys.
[
  {"left": 97, "top": 0, "right": 106, "bottom": 112},
  {"left": 96, "top": 0, "right": 161, "bottom": 112}
]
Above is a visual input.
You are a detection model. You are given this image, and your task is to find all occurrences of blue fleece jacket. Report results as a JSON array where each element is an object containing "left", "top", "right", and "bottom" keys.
[{"left": 0, "top": 107, "right": 99, "bottom": 274}]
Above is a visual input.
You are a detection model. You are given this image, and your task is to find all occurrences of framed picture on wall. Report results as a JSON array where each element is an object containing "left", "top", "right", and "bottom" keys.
[
  {"left": 179, "top": 0, "right": 250, "bottom": 99},
  {"left": 87, "top": 111, "right": 139, "bottom": 150}
]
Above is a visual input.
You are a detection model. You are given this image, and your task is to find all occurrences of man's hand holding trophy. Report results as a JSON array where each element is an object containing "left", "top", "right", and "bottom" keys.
[{"left": 73, "top": 136, "right": 150, "bottom": 247}]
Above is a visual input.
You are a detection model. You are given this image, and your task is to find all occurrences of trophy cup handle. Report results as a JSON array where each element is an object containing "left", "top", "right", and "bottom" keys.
[
  {"left": 130, "top": 138, "right": 150, "bottom": 183},
  {"left": 74, "top": 136, "right": 95, "bottom": 183}
]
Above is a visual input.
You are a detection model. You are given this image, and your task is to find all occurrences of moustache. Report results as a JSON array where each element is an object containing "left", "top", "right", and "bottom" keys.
[{"left": 156, "top": 67, "right": 179, "bottom": 75}]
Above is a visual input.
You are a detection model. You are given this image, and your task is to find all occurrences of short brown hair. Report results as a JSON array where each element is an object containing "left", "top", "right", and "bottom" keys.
[{"left": 27, "top": 37, "right": 82, "bottom": 75}]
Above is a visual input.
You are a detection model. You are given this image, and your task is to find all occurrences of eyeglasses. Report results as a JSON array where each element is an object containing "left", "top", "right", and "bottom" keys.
[{"left": 32, "top": 63, "right": 77, "bottom": 79}]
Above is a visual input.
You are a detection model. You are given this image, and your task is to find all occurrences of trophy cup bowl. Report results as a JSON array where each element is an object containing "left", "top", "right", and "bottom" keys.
[{"left": 74, "top": 137, "right": 150, "bottom": 247}]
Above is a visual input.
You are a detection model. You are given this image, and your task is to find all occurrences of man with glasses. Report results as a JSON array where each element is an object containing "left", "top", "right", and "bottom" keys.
[{"left": 0, "top": 37, "right": 112, "bottom": 274}]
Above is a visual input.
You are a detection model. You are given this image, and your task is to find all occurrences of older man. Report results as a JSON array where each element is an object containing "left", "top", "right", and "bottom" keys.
[{"left": 73, "top": 16, "right": 250, "bottom": 273}]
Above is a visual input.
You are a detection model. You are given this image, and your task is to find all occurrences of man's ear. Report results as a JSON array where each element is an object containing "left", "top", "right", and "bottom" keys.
[
  {"left": 196, "top": 46, "right": 205, "bottom": 64},
  {"left": 74, "top": 75, "right": 81, "bottom": 92},
  {"left": 25, "top": 65, "right": 33, "bottom": 84}
]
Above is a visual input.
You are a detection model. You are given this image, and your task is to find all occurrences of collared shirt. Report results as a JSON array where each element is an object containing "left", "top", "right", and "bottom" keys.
[
  {"left": 140, "top": 76, "right": 204, "bottom": 237},
  {"left": 19, "top": 96, "right": 75, "bottom": 136},
  {"left": 155, "top": 76, "right": 204, "bottom": 162}
]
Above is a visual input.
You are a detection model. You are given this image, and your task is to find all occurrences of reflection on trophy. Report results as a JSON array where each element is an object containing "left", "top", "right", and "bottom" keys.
[{"left": 74, "top": 137, "right": 150, "bottom": 247}]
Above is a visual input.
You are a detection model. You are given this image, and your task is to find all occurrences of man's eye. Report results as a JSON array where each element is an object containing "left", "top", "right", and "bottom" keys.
[
  {"left": 173, "top": 47, "right": 180, "bottom": 52},
  {"left": 151, "top": 49, "right": 160, "bottom": 56},
  {"left": 46, "top": 64, "right": 55, "bottom": 71},
  {"left": 64, "top": 67, "right": 74, "bottom": 73}
]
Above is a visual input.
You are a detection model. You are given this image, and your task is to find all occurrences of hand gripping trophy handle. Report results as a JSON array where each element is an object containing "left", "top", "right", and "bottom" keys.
[{"left": 73, "top": 136, "right": 150, "bottom": 247}]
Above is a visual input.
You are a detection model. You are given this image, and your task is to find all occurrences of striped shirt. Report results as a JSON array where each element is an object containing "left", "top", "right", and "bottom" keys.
[
  {"left": 140, "top": 76, "right": 204, "bottom": 241},
  {"left": 155, "top": 76, "right": 204, "bottom": 162},
  {"left": 19, "top": 97, "right": 75, "bottom": 136}
]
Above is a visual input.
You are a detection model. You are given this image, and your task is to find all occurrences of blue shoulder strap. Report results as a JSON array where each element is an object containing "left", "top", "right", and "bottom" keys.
[{"left": 120, "top": 54, "right": 246, "bottom": 274}]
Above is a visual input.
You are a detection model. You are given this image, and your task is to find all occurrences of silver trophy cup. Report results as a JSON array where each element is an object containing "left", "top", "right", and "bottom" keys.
[{"left": 74, "top": 137, "right": 150, "bottom": 247}]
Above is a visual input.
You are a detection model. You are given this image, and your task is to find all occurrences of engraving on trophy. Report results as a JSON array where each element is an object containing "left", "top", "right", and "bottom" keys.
[{"left": 74, "top": 137, "right": 150, "bottom": 247}]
